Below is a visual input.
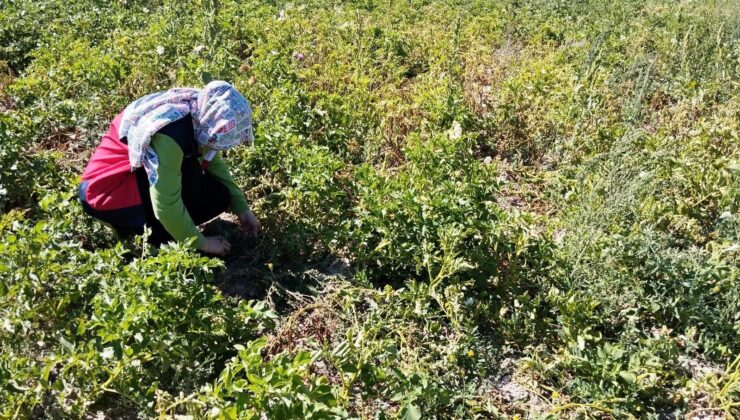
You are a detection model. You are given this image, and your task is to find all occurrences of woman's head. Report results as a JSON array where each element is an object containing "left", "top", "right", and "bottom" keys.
[
  {"left": 120, "top": 80, "right": 254, "bottom": 184},
  {"left": 193, "top": 81, "right": 254, "bottom": 150}
]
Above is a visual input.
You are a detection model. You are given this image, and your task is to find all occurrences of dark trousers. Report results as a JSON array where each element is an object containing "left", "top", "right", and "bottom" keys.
[{"left": 82, "top": 166, "right": 231, "bottom": 247}]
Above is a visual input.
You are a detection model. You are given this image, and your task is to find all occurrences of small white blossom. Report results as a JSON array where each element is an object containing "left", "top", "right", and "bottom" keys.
[
  {"left": 101, "top": 347, "right": 115, "bottom": 359},
  {"left": 449, "top": 121, "right": 462, "bottom": 140}
]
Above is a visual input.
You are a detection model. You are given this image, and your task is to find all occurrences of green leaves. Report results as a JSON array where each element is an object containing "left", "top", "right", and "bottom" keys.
[
  {"left": 402, "top": 403, "right": 422, "bottom": 420},
  {"left": 348, "top": 133, "right": 510, "bottom": 285},
  {"left": 192, "top": 338, "right": 342, "bottom": 419},
  {"left": 2, "top": 0, "right": 738, "bottom": 418},
  {"left": 0, "top": 214, "right": 273, "bottom": 417}
]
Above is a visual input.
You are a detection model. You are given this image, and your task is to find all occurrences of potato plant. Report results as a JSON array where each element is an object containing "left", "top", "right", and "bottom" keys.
[{"left": 0, "top": 0, "right": 738, "bottom": 418}]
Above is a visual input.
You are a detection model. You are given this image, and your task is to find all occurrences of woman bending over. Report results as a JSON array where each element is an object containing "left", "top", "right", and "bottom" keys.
[{"left": 79, "top": 81, "right": 260, "bottom": 256}]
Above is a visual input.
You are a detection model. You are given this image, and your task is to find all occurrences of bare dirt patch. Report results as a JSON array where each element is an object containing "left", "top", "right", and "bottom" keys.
[
  {"left": 0, "top": 62, "right": 15, "bottom": 112},
  {"left": 479, "top": 357, "right": 553, "bottom": 417},
  {"left": 463, "top": 40, "right": 522, "bottom": 118},
  {"left": 32, "top": 128, "right": 94, "bottom": 170},
  {"left": 265, "top": 298, "right": 343, "bottom": 356}
]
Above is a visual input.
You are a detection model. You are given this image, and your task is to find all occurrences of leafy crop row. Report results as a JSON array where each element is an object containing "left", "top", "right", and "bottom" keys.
[{"left": 1, "top": 0, "right": 738, "bottom": 418}]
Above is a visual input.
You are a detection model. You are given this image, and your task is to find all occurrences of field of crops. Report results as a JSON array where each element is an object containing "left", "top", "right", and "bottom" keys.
[{"left": 1, "top": 0, "right": 738, "bottom": 418}]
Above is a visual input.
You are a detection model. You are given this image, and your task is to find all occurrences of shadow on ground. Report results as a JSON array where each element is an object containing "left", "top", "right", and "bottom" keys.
[{"left": 200, "top": 215, "right": 351, "bottom": 313}]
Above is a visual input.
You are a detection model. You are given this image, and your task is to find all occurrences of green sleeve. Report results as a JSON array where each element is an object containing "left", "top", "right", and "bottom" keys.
[
  {"left": 205, "top": 152, "right": 250, "bottom": 214},
  {"left": 149, "top": 134, "right": 206, "bottom": 249}
]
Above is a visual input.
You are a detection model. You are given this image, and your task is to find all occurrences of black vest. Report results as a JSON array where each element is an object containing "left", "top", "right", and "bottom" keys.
[{"left": 134, "top": 114, "right": 206, "bottom": 208}]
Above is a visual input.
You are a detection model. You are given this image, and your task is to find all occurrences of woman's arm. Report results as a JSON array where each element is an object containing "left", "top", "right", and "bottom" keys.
[
  {"left": 148, "top": 134, "right": 206, "bottom": 249},
  {"left": 205, "top": 152, "right": 260, "bottom": 236}
]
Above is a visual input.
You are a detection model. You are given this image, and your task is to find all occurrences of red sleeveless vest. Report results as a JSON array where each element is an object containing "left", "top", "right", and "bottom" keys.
[{"left": 81, "top": 111, "right": 142, "bottom": 211}]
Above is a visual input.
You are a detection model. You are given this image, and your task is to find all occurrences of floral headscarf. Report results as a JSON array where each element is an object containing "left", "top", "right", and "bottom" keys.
[{"left": 119, "top": 80, "right": 254, "bottom": 185}]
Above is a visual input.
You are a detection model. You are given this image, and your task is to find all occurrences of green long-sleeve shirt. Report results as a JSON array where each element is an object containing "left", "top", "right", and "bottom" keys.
[{"left": 148, "top": 133, "right": 249, "bottom": 248}]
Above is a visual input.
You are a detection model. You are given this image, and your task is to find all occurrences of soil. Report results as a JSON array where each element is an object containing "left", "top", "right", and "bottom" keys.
[{"left": 32, "top": 128, "right": 94, "bottom": 170}]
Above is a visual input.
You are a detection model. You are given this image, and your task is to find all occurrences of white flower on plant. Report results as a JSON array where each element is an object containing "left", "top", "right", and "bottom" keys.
[
  {"left": 101, "top": 347, "right": 115, "bottom": 359},
  {"left": 449, "top": 121, "right": 462, "bottom": 140},
  {"left": 465, "top": 297, "right": 475, "bottom": 306},
  {"left": 156, "top": 45, "right": 165, "bottom": 55}
]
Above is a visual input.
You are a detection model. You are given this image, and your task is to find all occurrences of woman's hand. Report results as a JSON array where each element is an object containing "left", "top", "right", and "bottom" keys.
[
  {"left": 238, "top": 209, "right": 261, "bottom": 237},
  {"left": 200, "top": 235, "right": 231, "bottom": 256}
]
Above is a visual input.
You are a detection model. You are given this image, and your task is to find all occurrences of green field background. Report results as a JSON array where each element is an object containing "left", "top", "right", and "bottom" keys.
[{"left": 0, "top": 0, "right": 738, "bottom": 418}]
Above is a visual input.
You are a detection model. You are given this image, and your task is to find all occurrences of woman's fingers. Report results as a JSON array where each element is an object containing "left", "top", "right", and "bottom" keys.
[
  {"left": 200, "top": 236, "right": 232, "bottom": 256},
  {"left": 238, "top": 210, "right": 261, "bottom": 238}
]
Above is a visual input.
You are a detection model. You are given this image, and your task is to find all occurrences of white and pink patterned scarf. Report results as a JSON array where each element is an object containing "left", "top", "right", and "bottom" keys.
[{"left": 119, "top": 80, "right": 254, "bottom": 185}]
